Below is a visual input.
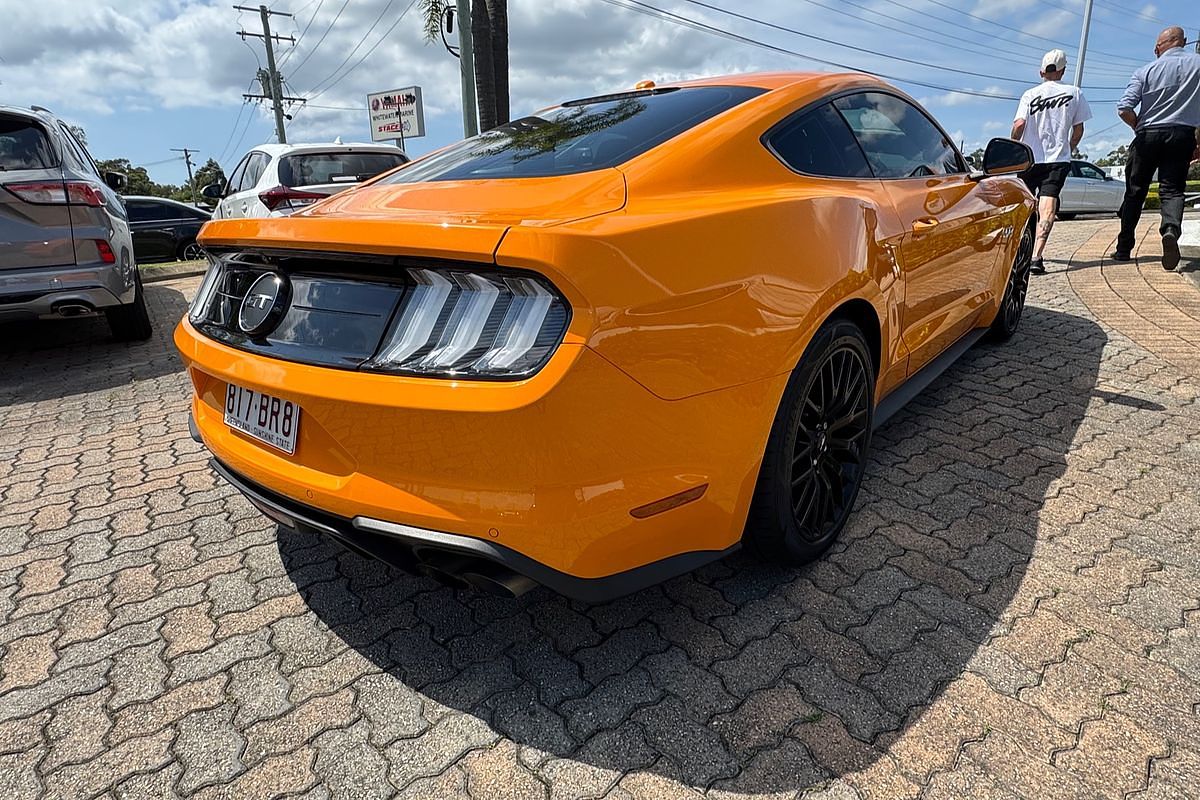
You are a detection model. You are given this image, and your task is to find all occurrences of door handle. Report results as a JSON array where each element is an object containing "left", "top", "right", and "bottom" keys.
[{"left": 912, "top": 217, "right": 940, "bottom": 233}]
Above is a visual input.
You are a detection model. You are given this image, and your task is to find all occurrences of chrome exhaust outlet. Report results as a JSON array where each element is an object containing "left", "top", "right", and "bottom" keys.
[{"left": 52, "top": 302, "right": 96, "bottom": 318}]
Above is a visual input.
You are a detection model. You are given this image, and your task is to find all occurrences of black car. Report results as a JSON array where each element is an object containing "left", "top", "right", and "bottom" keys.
[{"left": 125, "top": 196, "right": 210, "bottom": 262}]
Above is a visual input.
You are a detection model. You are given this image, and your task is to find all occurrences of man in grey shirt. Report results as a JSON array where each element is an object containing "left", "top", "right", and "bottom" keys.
[{"left": 1114, "top": 26, "right": 1200, "bottom": 271}]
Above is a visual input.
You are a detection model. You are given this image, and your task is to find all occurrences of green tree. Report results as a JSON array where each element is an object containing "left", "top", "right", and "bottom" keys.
[
  {"left": 1095, "top": 145, "right": 1129, "bottom": 167},
  {"left": 420, "top": 0, "right": 509, "bottom": 131},
  {"left": 966, "top": 147, "right": 985, "bottom": 168},
  {"left": 95, "top": 158, "right": 180, "bottom": 197},
  {"left": 66, "top": 124, "right": 88, "bottom": 147}
]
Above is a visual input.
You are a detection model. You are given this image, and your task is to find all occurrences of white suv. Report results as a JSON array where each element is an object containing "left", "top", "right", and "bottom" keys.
[{"left": 203, "top": 142, "right": 409, "bottom": 219}]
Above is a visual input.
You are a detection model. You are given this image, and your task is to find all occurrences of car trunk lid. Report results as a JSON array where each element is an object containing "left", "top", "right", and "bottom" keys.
[
  {"left": 0, "top": 114, "right": 74, "bottom": 270},
  {"left": 201, "top": 168, "right": 627, "bottom": 261}
]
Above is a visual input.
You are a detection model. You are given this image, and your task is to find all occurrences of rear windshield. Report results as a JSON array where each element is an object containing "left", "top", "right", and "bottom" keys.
[
  {"left": 279, "top": 152, "right": 409, "bottom": 188},
  {"left": 0, "top": 118, "right": 55, "bottom": 170},
  {"left": 378, "top": 85, "right": 766, "bottom": 183}
]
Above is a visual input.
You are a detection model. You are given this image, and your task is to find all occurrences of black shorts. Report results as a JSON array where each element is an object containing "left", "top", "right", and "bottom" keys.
[{"left": 1020, "top": 162, "right": 1070, "bottom": 199}]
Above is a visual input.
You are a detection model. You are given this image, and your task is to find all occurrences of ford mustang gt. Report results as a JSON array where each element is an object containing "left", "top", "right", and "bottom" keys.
[{"left": 175, "top": 72, "right": 1035, "bottom": 601}]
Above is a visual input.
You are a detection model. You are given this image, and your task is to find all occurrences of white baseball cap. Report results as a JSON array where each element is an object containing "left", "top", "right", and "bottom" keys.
[{"left": 1042, "top": 49, "right": 1067, "bottom": 72}]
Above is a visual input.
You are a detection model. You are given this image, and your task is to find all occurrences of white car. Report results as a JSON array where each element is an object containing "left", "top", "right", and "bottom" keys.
[
  {"left": 1058, "top": 159, "right": 1124, "bottom": 218},
  {"left": 204, "top": 142, "right": 409, "bottom": 219}
]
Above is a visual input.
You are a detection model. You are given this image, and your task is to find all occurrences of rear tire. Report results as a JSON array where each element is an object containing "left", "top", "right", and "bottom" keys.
[
  {"left": 179, "top": 241, "right": 204, "bottom": 261},
  {"left": 988, "top": 220, "right": 1034, "bottom": 343},
  {"left": 744, "top": 319, "right": 875, "bottom": 565},
  {"left": 106, "top": 271, "right": 153, "bottom": 342}
]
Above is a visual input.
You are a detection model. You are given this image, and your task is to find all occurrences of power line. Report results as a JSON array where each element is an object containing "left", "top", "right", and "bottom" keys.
[
  {"left": 792, "top": 0, "right": 1133, "bottom": 80},
  {"left": 677, "top": 0, "right": 1129, "bottom": 91},
  {"left": 226, "top": 105, "right": 263, "bottom": 168},
  {"left": 305, "top": 0, "right": 397, "bottom": 96},
  {"left": 1090, "top": 0, "right": 1200, "bottom": 30},
  {"left": 873, "top": 0, "right": 1141, "bottom": 75},
  {"left": 216, "top": 100, "right": 249, "bottom": 164},
  {"left": 599, "top": 0, "right": 1124, "bottom": 104},
  {"left": 287, "top": 0, "right": 352, "bottom": 78},
  {"left": 279, "top": 0, "right": 324, "bottom": 66},
  {"left": 913, "top": 0, "right": 1144, "bottom": 67},
  {"left": 304, "top": 0, "right": 418, "bottom": 101}
]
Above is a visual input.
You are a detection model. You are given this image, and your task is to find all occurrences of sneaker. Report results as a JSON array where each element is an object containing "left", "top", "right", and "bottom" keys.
[
  {"left": 1110, "top": 251, "right": 1133, "bottom": 262},
  {"left": 1029, "top": 258, "right": 1046, "bottom": 274},
  {"left": 1162, "top": 232, "right": 1181, "bottom": 271}
]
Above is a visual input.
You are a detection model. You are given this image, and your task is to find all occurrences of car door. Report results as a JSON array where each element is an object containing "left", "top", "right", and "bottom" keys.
[
  {"left": 126, "top": 200, "right": 174, "bottom": 262},
  {"left": 1059, "top": 162, "right": 1090, "bottom": 213},
  {"left": 834, "top": 91, "right": 1008, "bottom": 375},
  {"left": 764, "top": 101, "right": 910, "bottom": 396},
  {"left": 224, "top": 151, "right": 270, "bottom": 219},
  {"left": 217, "top": 152, "right": 267, "bottom": 220},
  {"left": 1077, "top": 161, "right": 1121, "bottom": 213}
]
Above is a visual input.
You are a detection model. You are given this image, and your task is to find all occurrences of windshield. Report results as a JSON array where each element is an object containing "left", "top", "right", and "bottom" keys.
[
  {"left": 280, "top": 151, "right": 409, "bottom": 187},
  {"left": 378, "top": 85, "right": 766, "bottom": 183}
]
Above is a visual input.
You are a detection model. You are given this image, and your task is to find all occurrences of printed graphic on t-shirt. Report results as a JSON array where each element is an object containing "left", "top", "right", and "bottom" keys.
[{"left": 1029, "top": 93, "right": 1074, "bottom": 114}]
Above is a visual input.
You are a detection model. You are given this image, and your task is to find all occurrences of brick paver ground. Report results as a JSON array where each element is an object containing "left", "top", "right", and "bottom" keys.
[{"left": 1, "top": 219, "right": 1198, "bottom": 799}]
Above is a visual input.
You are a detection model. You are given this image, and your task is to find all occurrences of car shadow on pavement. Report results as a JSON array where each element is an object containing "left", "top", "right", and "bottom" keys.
[
  {"left": 277, "top": 305, "right": 1106, "bottom": 794},
  {"left": 0, "top": 284, "right": 187, "bottom": 406}
]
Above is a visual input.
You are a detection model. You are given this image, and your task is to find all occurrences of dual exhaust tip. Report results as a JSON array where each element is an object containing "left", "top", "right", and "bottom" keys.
[{"left": 414, "top": 552, "right": 537, "bottom": 599}]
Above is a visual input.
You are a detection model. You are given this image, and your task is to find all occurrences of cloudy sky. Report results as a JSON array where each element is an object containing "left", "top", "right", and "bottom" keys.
[{"left": 2, "top": 0, "right": 1196, "bottom": 185}]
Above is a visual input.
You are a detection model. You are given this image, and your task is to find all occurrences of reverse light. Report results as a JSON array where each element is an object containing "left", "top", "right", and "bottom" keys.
[
  {"left": 258, "top": 185, "right": 326, "bottom": 212},
  {"left": 188, "top": 258, "right": 224, "bottom": 324},
  {"left": 3, "top": 180, "right": 106, "bottom": 206},
  {"left": 367, "top": 267, "right": 569, "bottom": 379}
]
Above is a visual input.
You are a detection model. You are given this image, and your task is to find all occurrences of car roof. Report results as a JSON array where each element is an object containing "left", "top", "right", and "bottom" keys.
[
  {"left": 0, "top": 104, "right": 59, "bottom": 124},
  {"left": 640, "top": 71, "right": 887, "bottom": 92},
  {"left": 123, "top": 195, "right": 208, "bottom": 207},
  {"left": 239, "top": 142, "right": 405, "bottom": 157}
]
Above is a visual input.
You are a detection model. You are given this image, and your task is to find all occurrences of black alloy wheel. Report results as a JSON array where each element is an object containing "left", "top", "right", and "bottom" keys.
[
  {"left": 989, "top": 220, "right": 1034, "bottom": 342},
  {"left": 746, "top": 319, "right": 875, "bottom": 564},
  {"left": 789, "top": 345, "right": 872, "bottom": 541},
  {"left": 181, "top": 241, "right": 205, "bottom": 261}
]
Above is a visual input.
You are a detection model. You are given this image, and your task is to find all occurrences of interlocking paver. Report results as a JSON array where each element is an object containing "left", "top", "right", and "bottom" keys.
[{"left": 1, "top": 220, "right": 1199, "bottom": 797}]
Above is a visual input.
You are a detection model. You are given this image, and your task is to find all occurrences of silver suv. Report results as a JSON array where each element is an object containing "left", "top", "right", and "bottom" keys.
[{"left": 0, "top": 105, "right": 151, "bottom": 340}]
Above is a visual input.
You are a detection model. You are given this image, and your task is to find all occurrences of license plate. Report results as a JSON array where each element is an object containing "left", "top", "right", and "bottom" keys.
[{"left": 223, "top": 383, "right": 300, "bottom": 455}]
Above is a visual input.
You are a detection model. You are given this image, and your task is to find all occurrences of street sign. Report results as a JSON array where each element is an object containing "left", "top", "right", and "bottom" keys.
[{"left": 367, "top": 87, "right": 425, "bottom": 143}]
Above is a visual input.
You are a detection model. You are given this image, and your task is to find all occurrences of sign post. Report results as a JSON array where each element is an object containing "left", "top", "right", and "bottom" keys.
[{"left": 367, "top": 87, "right": 425, "bottom": 151}]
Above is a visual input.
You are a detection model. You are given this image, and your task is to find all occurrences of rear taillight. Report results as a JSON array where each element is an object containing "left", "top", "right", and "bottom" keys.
[
  {"left": 2, "top": 181, "right": 106, "bottom": 206},
  {"left": 258, "top": 185, "right": 325, "bottom": 212},
  {"left": 94, "top": 240, "right": 115, "bottom": 264},
  {"left": 365, "top": 267, "right": 570, "bottom": 379}
]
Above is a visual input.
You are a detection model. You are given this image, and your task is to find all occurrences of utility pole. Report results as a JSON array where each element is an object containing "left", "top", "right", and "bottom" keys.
[
  {"left": 236, "top": 4, "right": 295, "bottom": 144},
  {"left": 171, "top": 148, "right": 198, "bottom": 203},
  {"left": 456, "top": 0, "right": 479, "bottom": 137},
  {"left": 1073, "top": 0, "right": 1094, "bottom": 87}
]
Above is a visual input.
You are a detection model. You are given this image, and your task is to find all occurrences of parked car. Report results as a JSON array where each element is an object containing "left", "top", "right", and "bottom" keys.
[
  {"left": 0, "top": 104, "right": 150, "bottom": 340},
  {"left": 176, "top": 73, "right": 1035, "bottom": 601},
  {"left": 125, "top": 196, "right": 210, "bottom": 263},
  {"left": 1058, "top": 159, "right": 1124, "bottom": 218},
  {"left": 203, "top": 143, "right": 409, "bottom": 219}
]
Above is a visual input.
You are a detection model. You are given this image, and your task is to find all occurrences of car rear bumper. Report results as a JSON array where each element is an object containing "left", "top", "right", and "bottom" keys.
[
  {"left": 175, "top": 317, "right": 786, "bottom": 594},
  {"left": 203, "top": 453, "right": 738, "bottom": 602},
  {"left": 0, "top": 260, "right": 136, "bottom": 319}
]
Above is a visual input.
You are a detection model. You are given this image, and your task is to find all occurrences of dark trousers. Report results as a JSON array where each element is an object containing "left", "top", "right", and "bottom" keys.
[{"left": 1117, "top": 125, "right": 1197, "bottom": 254}]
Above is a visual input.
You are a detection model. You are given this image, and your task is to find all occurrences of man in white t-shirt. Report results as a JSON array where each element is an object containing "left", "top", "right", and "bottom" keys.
[{"left": 1011, "top": 49, "right": 1092, "bottom": 273}]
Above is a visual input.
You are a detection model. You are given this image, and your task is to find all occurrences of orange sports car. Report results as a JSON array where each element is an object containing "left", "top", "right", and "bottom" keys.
[{"left": 175, "top": 72, "right": 1035, "bottom": 601}]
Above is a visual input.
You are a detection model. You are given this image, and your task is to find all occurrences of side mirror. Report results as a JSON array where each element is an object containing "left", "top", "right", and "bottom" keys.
[
  {"left": 103, "top": 171, "right": 127, "bottom": 191},
  {"left": 200, "top": 181, "right": 225, "bottom": 200},
  {"left": 971, "top": 137, "right": 1034, "bottom": 180}
]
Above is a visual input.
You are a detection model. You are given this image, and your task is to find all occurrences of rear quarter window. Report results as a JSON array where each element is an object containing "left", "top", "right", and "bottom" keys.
[
  {"left": 0, "top": 118, "right": 55, "bottom": 170},
  {"left": 378, "top": 85, "right": 766, "bottom": 183},
  {"left": 279, "top": 152, "right": 409, "bottom": 188}
]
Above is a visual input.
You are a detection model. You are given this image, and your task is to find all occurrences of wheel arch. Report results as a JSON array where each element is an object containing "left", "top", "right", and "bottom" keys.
[{"left": 825, "top": 298, "right": 882, "bottom": 377}]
